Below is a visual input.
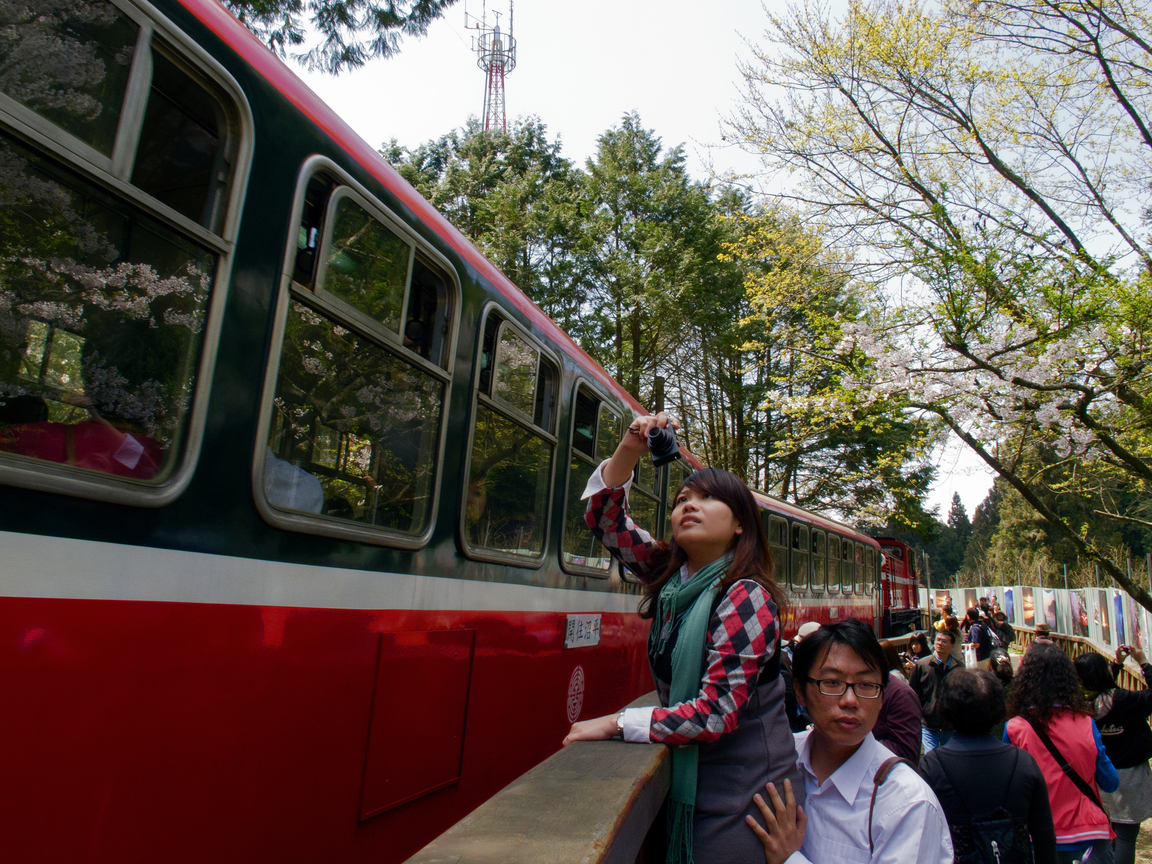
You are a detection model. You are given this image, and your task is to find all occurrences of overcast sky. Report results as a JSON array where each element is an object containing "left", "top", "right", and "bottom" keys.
[{"left": 293, "top": 0, "right": 995, "bottom": 519}]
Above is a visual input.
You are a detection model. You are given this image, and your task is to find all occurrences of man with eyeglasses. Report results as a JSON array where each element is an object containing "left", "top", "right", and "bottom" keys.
[{"left": 747, "top": 620, "right": 951, "bottom": 864}]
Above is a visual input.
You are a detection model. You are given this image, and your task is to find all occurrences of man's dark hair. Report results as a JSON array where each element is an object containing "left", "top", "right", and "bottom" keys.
[
  {"left": 793, "top": 619, "right": 889, "bottom": 692},
  {"left": 966, "top": 607, "right": 980, "bottom": 623},
  {"left": 938, "top": 669, "right": 1005, "bottom": 735},
  {"left": 936, "top": 627, "right": 956, "bottom": 645},
  {"left": 1074, "top": 652, "right": 1117, "bottom": 694}
]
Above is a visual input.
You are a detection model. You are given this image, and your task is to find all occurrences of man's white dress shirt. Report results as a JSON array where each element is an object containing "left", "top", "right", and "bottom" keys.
[{"left": 784, "top": 731, "right": 953, "bottom": 864}]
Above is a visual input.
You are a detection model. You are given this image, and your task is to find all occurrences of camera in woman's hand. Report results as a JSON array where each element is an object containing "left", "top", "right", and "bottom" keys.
[{"left": 647, "top": 425, "right": 681, "bottom": 466}]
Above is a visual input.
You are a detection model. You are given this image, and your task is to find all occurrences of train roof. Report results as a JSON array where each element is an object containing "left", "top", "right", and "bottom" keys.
[{"left": 180, "top": 0, "right": 647, "bottom": 418}]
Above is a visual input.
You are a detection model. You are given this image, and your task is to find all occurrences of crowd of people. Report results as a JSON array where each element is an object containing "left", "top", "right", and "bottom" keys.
[{"left": 561, "top": 413, "right": 1151, "bottom": 864}]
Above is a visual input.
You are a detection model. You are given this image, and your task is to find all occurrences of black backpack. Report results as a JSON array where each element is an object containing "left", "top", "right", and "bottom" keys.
[{"left": 934, "top": 749, "right": 1034, "bottom": 864}]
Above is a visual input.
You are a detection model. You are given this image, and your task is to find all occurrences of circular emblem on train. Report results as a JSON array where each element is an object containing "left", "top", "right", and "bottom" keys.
[{"left": 566, "top": 666, "right": 585, "bottom": 723}]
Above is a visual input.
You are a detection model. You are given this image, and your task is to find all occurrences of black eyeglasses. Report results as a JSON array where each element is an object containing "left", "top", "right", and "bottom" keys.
[{"left": 808, "top": 679, "right": 883, "bottom": 699}]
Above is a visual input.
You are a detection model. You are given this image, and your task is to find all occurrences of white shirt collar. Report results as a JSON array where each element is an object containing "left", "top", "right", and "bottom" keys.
[{"left": 795, "top": 730, "right": 884, "bottom": 806}]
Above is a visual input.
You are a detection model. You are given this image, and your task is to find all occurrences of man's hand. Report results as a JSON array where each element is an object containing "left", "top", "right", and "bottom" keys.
[{"left": 746, "top": 779, "right": 806, "bottom": 864}]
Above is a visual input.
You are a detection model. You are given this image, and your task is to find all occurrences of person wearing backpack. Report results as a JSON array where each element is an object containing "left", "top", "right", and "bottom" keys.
[
  {"left": 1074, "top": 646, "right": 1152, "bottom": 864},
  {"left": 964, "top": 608, "right": 993, "bottom": 670},
  {"left": 921, "top": 668, "right": 1056, "bottom": 864},
  {"left": 1006, "top": 643, "right": 1119, "bottom": 864}
]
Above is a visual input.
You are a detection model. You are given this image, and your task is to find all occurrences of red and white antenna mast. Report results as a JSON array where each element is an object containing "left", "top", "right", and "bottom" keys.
[{"left": 468, "top": 1, "right": 516, "bottom": 133}]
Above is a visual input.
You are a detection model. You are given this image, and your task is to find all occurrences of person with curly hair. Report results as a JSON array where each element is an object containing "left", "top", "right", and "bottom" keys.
[
  {"left": 1074, "top": 646, "right": 1152, "bottom": 864},
  {"left": 1006, "top": 643, "right": 1119, "bottom": 864}
]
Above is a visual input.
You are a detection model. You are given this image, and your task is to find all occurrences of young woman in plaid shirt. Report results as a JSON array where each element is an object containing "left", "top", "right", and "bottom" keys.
[{"left": 562, "top": 413, "right": 801, "bottom": 864}]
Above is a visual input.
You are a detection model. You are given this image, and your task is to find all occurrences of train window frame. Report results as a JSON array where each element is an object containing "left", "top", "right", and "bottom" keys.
[
  {"left": 790, "top": 522, "right": 810, "bottom": 593},
  {"left": 560, "top": 380, "right": 625, "bottom": 579},
  {"left": 458, "top": 302, "right": 559, "bottom": 568},
  {"left": 827, "top": 534, "right": 841, "bottom": 593},
  {"left": 312, "top": 186, "right": 416, "bottom": 349},
  {"left": 811, "top": 528, "right": 827, "bottom": 593},
  {"left": 766, "top": 514, "right": 788, "bottom": 586},
  {"left": 842, "top": 539, "right": 855, "bottom": 595},
  {"left": 0, "top": 0, "right": 254, "bottom": 507},
  {"left": 251, "top": 156, "right": 460, "bottom": 549}
]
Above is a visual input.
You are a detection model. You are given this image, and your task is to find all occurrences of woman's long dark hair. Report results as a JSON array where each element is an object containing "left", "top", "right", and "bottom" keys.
[
  {"left": 1006, "top": 642, "right": 1089, "bottom": 728},
  {"left": 636, "top": 468, "right": 786, "bottom": 620},
  {"left": 1074, "top": 652, "right": 1117, "bottom": 695},
  {"left": 907, "top": 632, "right": 930, "bottom": 657}
]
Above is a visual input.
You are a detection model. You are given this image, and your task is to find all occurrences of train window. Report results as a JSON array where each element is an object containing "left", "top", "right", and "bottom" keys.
[
  {"left": 257, "top": 158, "right": 456, "bottom": 545},
  {"left": 811, "top": 529, "right": 826, "bottom": 593},
  {"left": 791, "top": 523, "right": 809, "bottom": 592},
  {"left": 630, "top": 458, "right": 661, "bottom": 541},
  {"left": 0, "top": 0, "right": 139, "bottom": 155},
  {"left": 766, "top": 514, "right": 788, "bottom": 584},
  {"left": 595, "top": 403, "right": 621, "bottom": 460},
  {"left": 493, "top": 324, "right": 538, "bottom": 419},
  {"left": 464, "top": 310, "right": 556, "bottom": 562},
  {"left": 318, "top": 191, "right": 412, "bottom": 335},
  {"left": 0, "top": 7, "right": 249, "bottom": 503},
  {"left": 131, "top": 49, "right": 233, "bottom": 231},
  {"left": 571, "top": 388, "right": 596, "bottom": 457},
  {"left": 293, "top": 175, "right": 334, "bottom": 284},
  {"left": 865, "top": 547, "right": 876, "bottom": 593},
  {"left": 827, "top": 534, "right": 841, "bottom": 592},
  {"left": 855, "top": 543, "right": 865, "bottom": 593},
  {"left": 842, "top": 540, "right": 854, "bottom": 594},
  {"left": 265, "top": 300, "right": 443, "bottom": 531},
  {"left": 562, "top": 385, "right": 620, "bottom": 575}
]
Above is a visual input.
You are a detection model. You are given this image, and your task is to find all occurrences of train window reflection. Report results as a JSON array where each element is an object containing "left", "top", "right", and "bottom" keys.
[
  {"left": 493, "top": 325, "right": 538, "bottom": 418},
  {"left": 834, "top": 539, "right": 844, "bottom": 592},
  {"left": 791, "top": 523, "right": 809, "bottom": 592},
  {"left": 132, "top": 49, "right": 231, "bottom": 231},
  {"left": 571, "top": 389, "right": 596, "bottom": 457},
  {"left": 0, "top": 133, "right": 215, "bottom": 482},
  {"left": 812, "top": 529, "right": 826, "bottom": 593},
  {"left": 562, "top": 455, "right": 611, "bottom": 572},
  {"left": 562, "top": 385, "right": 617, "bottom": 575},
  {"left": 266, "top": 300, "right": 442, "bottom": 533},
  {"left": 766, "top": 514, "right": 788, "bottom": 582},
  {"left": 594, "top": 403, "right": 620, "bottom": 461},
  {"left": 0, "top": 0, "right": 138, "bottom": 156},
  {"left": 855, "top": 543, "right": 865, "bottom": 593},
  {"left": 843, "top": 540, "right": 854, "bottom": 594},
  {"left": 466, "top": 405, "right": 551, "bottom": 555},
  {"left": 320, "top": 194, "right": 411, "bottom": 332}
]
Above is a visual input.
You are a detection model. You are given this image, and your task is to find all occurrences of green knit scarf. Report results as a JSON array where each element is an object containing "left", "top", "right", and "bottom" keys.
[{"left": 648, "top": 554, "right": 731, "bottom": 864}]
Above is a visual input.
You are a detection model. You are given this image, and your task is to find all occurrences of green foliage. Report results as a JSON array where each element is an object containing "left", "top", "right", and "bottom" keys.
[
  {"left": 387, "top": 116, "right": 587, "bottom": 333},
  {"left": 224, "top": 0, "right": 455, "bottom": 73},
  {"left": 731, "top": 0, "right": 1152, "bottom": 609},
  {"left": 387, "top": 113, "right": 939, "bottom": 527}
]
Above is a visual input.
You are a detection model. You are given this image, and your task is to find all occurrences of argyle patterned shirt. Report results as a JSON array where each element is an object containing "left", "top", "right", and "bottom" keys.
[{"left": 586, "top": 484, "right": 780, "bottom": 744}]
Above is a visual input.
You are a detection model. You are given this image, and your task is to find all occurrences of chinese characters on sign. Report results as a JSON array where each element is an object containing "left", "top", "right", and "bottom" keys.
[{"left": 565, "top": 614, "right": 601, "bottom": 649}]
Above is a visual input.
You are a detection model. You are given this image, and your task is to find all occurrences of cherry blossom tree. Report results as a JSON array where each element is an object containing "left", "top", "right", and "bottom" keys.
[{"left": 730, "top": 0, "right": 1152, "bottom": 607}]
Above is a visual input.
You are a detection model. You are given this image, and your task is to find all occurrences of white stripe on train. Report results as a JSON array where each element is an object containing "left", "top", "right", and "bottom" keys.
[{"left": 2, "top": 530, "right": 878, "bottom": 616}]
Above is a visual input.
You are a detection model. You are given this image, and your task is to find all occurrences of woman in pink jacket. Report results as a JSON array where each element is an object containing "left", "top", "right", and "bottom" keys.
[{"left": 1006, "top": 643, "right": 1119, "bottom": 864}]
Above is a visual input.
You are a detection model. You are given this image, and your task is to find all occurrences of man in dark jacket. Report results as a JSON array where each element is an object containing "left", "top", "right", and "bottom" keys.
[{"left": 909, "top": 628, "right": 963, "bottom": 753}]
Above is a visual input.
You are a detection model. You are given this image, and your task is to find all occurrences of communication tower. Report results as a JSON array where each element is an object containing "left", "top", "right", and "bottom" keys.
[{"left": 467, "top": 2, "right": 516, "bottom": 133}]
